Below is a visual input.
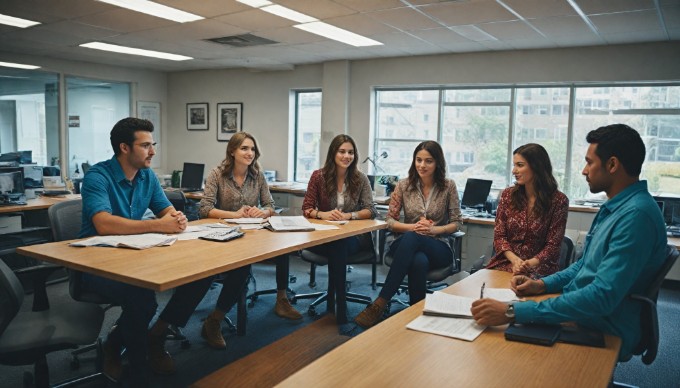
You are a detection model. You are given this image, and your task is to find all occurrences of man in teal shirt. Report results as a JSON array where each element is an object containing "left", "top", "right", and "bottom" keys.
[{"left": 472, "top": 124, "right": 667, "bottom": 360}]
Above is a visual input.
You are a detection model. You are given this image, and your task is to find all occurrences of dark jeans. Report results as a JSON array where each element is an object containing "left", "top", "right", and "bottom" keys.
[
  {"left": 81, "top": 273, "right": 212, "bottom": 377},
  {"left": 275, "top": 254, "right": 290, "bottom": 291},
  {"left": 215, "top": 265, "right": 251, "bottom": 313},
  {"left": 306, "top": 236, "right": 361, "bottom": 324},
  {"left": 379, "top": 231, "right": 451, "bottom": 305}
]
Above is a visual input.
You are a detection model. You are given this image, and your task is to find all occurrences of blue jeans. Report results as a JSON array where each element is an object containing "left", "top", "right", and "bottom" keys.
[
  {"left": 306, "top": 236, "right": 361, "bottom": 324},
  {"left": 81, "top": 273, "right": 212, "bottom": 377},
  {"left": 215, "top": 265, "right": 250, "bottom": 313},
  {"left": 379, "top": 231, "right": 451, "bottom": 305}
]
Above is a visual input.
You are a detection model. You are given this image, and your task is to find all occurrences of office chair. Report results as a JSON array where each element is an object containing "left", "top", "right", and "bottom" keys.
[
  {"left": 381, "top": 231, "right": 465, "bottom": 310},
  {"left": 165, "top": 190, "right": 186, "bottom": 212},
  {"left": 80, "top": 162, "right": 91, "bottom": 175},
  {"left": 291, "top": 233, "right": 379, "bottom": 316},
  {"left": 0, "top": 260, "right": 104, "bottom": 388}
]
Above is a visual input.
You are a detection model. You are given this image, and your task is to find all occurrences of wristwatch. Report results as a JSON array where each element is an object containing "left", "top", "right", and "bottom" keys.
[
  {"left": 315, "top": 210, "right": 321, "bottom": 219},
  {"left": 351, "top": 212, "right": 358, "bottom": 220},
  {"left": 505, "top": 303, "right": 516, "bottom": 322}
]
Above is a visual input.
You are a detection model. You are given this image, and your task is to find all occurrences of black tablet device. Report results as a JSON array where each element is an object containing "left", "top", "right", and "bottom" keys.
[{"left": 504, "top": 323, "right": 562, "bottom": 347}]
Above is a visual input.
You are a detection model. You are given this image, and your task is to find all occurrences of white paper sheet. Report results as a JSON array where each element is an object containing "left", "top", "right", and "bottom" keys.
[
  {"left": 222, "top": 218, "right": 265, "bottom": 224},
  {"left": 70, "top": 233, "right": 177, "bottom": 249},
  {"left": 422, "top": 291, "right": 476, "bottom": 318},
  {"left": 484, "top": 288, "right": 520, "bottom": 302},
  {"left": 406, "top": 315, "right": 486, "bottom": 341}
]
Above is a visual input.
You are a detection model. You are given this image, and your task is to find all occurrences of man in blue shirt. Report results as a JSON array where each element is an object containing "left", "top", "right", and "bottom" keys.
[
  {"left": 80, "top": 117, "right": 212, "bottom": 385},
  {"left": 471, "top": 124, "right": 667, "bottom": 361}
]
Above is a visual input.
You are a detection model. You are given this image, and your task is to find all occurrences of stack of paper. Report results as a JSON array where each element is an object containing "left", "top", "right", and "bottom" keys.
[
  {"left": 406, "top": 291, "right": 486, "bottom": 341},
  {"left": 70, "top": 233, "right": 177, "bottom": 250}
]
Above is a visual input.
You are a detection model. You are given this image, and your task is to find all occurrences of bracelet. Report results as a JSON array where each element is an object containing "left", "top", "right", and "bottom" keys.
[{"left": 315, "top": 210, "right": 321, "bottom": 219}]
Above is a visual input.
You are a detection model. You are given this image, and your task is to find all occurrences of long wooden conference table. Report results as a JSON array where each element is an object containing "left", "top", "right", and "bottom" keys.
[
  {"left": 17, "top": 218, "right": 387, "bottom": 334},
  {"left": 278, "top": 269, "right": 622, "bottom": 388}
]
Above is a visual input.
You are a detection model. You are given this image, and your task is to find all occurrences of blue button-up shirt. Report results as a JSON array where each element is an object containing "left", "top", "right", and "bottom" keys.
[
  {"left": 514, "top": 180, "right": 667, "bottom": 360},
  {"left": 80, "top": 156, "right": 171, "bottom": 237}
]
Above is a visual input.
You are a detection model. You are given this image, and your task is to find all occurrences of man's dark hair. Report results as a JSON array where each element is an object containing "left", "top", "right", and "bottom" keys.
[
  {"left": 586, "top": 124, "right": 645, "bottom": 176},
  {"left": 110, "top": 117, "right": 154, "bottom": 155}
]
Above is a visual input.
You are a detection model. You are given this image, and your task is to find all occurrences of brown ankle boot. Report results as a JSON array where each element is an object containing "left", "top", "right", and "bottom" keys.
[
  {"left": 354, "top": 302, "right": 385, "bottom": 328},
  {"left": 201, "top": 311, "right": 226, "bottom": 349},
  {"left": 101, "top": 338, "right": 123, "bottom": 382},
  {"left": 274, "top": 297, "right": 303, "bottom": 320},
  {"left": 148, "top": 332, "right": 176, "bottom": 375}
]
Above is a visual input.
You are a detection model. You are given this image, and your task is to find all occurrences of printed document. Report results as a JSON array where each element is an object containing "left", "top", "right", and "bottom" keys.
[
  {"left": 71, "top": 233, "right": 177, "bottom": 249},
  {"left": 222, "top": 218, "right": 265, "bottom": 224},
  {"left": 484, "top": 288, "right": 520, "bottom": 302},
  {"left": 422, "top": 291, "right": 475, "bottom": 318},
  {"left": 267, "top": 216, "right": 316, "bottom": 231},
  {"left": 407, "top": 315, "right": 486, "bottom": 341}
]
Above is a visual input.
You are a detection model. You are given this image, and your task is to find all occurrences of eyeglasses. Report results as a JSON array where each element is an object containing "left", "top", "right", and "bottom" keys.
[{"left": 134, "top": 142, "right": 157, "bottom": 150}]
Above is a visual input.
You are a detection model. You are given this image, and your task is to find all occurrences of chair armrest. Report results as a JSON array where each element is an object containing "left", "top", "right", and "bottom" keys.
[{"left": 14, "top": 264, "right": 63, "bottom": 312}]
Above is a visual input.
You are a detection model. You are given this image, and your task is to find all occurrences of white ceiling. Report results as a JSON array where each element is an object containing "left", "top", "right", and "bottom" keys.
[{"left": 0, "top": 0, "right": 677, "bottom": 72}]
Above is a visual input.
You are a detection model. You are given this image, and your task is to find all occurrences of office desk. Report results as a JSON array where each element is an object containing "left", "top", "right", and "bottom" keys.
[
  {"left": 0, "top": 194, "right": 80, "bottom": 213},
  {"left": 279, "top": 269, "right": 621, "bottom": 388},
  {"left": 16, "top": 219, "right": 387, "bottom": 292}
]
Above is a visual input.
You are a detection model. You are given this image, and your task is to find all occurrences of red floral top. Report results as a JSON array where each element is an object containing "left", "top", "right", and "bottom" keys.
[
  {"left": 486, "top": 187, "right": 569, "bottom": 277},
  {"left": 302, "top": 169, "right": 377, "bottom": 218}
]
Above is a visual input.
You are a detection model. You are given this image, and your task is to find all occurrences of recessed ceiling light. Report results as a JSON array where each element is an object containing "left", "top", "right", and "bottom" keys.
[
  {"left": 0, "top": 13, "right": 40, "bottom": 28},
  {"left": 294, "top": 22, "right": 382, "bottom": 47},
  {"left": 236, "top": 0, "right": 273, "bottom": 7},
  {"left": 96, "top": 0, "right": 203, "bottom": 23},
  {"left": 0, "top": 61, "right": 40, "bottom": 70},
  {"left": 80, "top": 42, "right": 192, "bottom": 61},
  {"left": 261, "top": 5, "right": 317, "bottom": 24}
]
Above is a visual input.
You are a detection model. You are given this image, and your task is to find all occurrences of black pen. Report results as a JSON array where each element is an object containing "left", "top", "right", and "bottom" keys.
[{"left": 480, "top": 282, "right": 486, "bottom": 299}]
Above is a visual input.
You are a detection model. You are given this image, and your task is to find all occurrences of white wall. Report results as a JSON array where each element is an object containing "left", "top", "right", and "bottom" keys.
[{"left": 165, "top": 42, "right": 680, "bottom": 181}]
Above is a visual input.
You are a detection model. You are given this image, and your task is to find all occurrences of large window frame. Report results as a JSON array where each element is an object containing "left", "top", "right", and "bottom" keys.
[
  {"left": 374, "top": 82, "right": 680, "bottom": 198},
  {"left": 293, "top": 89, "right": 322, "bottom": 182}
]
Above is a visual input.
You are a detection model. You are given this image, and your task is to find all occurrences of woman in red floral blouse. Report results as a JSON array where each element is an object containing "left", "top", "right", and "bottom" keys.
[{"left": 486, "top": 143, "right": 569, "bottom": 277}]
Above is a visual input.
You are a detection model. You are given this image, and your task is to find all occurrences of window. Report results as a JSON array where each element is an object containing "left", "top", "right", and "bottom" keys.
[
  {"left": 66, "top": 77, "right": 130, "bottom": 178},
  {"left": 374, "top": 84, "right": 680, "bottom": 198},
  {"left": 293, "top": 90, "right": 322, "bottom": 182},
  {"left": 0, "top": 68, "right": 59, "bottom": 166}
]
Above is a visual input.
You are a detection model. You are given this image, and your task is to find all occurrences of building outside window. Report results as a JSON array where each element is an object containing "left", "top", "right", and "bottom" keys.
[{"left": 293, "top": 90, "right": 322, "bottom": 182}]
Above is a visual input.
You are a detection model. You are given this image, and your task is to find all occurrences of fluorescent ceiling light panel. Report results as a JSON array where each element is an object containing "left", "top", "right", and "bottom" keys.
[
  {"left": 80, "top": 42, "right": 192, "bottom": 61},
  {"left": 0, "top": 61, "right": 40, "bottom": 70},
  {"left": 261, "top": 5, "right": 317, "bottom": 23},
  {"left": 0, "top": 13, "right": 41, "bottom": 28},
  {"left": 96, "top": 0, "right": 203, "bottom": 23},
  {"left": 236, "top": 0, "right": 273, "bottom": 7},
  {"left": 294, "top": 22, "right": 383, "bottom": 47}
]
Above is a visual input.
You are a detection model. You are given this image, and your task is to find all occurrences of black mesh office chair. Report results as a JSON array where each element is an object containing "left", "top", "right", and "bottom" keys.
[
  {"left": 0, "top": 260, "right": 104, "bottom": 388},
  {"left": 382, "top": 231, "right": 465, "bottom": 310},
  {"left": 165, "top": 190, "right": 186, "bottom": 212},
  {"left": 291, "top": 233, "right": 378, "bottom": 316},
  {"left": 470, "top": 235, "right": 574, "bottom": 274}
]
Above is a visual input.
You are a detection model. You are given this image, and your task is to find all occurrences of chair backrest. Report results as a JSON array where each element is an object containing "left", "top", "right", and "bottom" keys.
[
  {"left": 0, "top": 260, "right": 24, "bottom": 336},
  {"left": 48, "top": 199, "right": 83, "bottom": 241},
  {"left": 558, "top": 236, "right": 575, "bottom": 270},
  {"left": 631, "top": 244, "right": 679, "bottom": 365},
  {"left": 383, "top": 231, "right": 465, "bottom": 281},
  {"left": 165, "top": 190, "right": 186, "bottom": 212},
  {"left": 81, "top": 162, "right": 91, "bottom": 174}
]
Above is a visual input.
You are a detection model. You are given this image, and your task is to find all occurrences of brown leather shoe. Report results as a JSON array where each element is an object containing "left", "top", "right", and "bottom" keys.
[
  {"left": 354, "top": 302, "right": 385, "bottom": 328},
  {"left": 201, "top": 315, "right": 226, "bottom": 349},
  {"left": 148, "top": 333, "right": 176, "bottom": 375},
  {"left": 101, "top": 339, "right": 123, "bottom": 382},
  {"left": 274, "top": 297, "right": 303, "bottom": 320}
]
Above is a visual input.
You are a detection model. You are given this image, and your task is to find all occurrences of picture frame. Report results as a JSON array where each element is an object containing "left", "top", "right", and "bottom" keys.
[
  {"left": 187, "top": 102, "right": 209, "bottom": 130},
  {"left": 217, "top": 102, "right": 243, "bottom": 141}
]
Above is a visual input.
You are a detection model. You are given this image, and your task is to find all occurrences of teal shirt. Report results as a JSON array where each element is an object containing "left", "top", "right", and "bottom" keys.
[{"left": 514, "top": 180, "right": 667, "bottom": 360}]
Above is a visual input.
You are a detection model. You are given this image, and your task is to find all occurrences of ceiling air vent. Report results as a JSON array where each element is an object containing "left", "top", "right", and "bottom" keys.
[{"left": 206, "top": 34, "right": 278, "bottom": 47}]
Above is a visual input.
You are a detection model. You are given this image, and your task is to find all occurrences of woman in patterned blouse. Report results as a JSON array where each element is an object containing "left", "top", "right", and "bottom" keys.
[
  {"left": 302, "top": 134, "right": 377, "bottom": 324},
  {"left": 355, "top": 141, "right": 463, "bottom": 328},
  {"left": 485, "top": 143, "right": 569, "bottom": 277},
  {"left": 197, "top": 132, "right": 302, "bottom": 350}
]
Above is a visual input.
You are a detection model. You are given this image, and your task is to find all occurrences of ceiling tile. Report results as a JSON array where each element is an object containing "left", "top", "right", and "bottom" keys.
[
  {"left": 133, "top": 20, "right": 247, "bottom": 42},
  {"left": 531, "top": 15, "right": 601, "bottom": 38},
  {"left": 505, "top": 38, "right": 558, "bottom": 50},
  {"left": 477, "top": 20, "right": 544, "bottom": 40},
  {"left": 366, "top": 7, "right": 441, "bottom": 31},
  {"left": 409, "top": 28, "right": 471, "bottom": 45},
  {"left": 0, "top": 0, "right": 110, "bottom": 20},
  {"left": 576, "top": 0, "right": 656, "bottom": 14},
  {"left": 661, "top": 5, "right": 680, "bottom": 29},
  {"left": 419, "top": 0, "right": 517, "bottom": 26},
  {"left": 156, "top": 0, "right": 249, "bottom": 18},
  {"left": 602, "top": 30, "right": 667, "bottom": 44},
  {"left": 332, "top": 0, "right": 406, "bottom": 12},
  {"left": 590, "top": 10, "right": 661, "bottom": 33},
  {"left": 74, "top": 8, "right": 176, "bottom": 33},
  {"left": 276, "top": 0, "right": 357, "bottom": 19},
  {"left": 501, "top": 0, "right": 577, "bottom": 19},
  {"left": 253, "top": 26, "right": 328, "bottom": 45},
  {"left": 214, "top": 9, "right": 295, "bottom": 31},
  {"left": 41, "top": 21, "right": 120, "bottom": 41},
  {"left": 325, "top": 13, "right": 397, "bottom": 36}
]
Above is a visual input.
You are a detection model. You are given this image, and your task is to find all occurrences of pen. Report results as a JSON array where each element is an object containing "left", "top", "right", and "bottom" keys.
[{"left": 480, "top": 282, "right": 485, "bottom": 299}]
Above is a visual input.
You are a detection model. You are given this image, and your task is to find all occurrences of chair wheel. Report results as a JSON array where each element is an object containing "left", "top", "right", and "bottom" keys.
[
  {"left": 181, "top": 340, "right": 191, "bottom": 349},
  {"left": 70, "top": 356, "right": 80, "bottom": 370},
  {"left": 307, "top": 306, "right": 318, "bottom": 317},
  {"left": 23, "top": 371, "right": 33, "bottom": 387},
  {"left": 248, "top": 300, "right": 256, "bottom": 308},
  {"left": 290, "top": 275, "right": 297, "bottom": 284},
  {"left": 308, "top": 281, "right": 316, "bottom": 288}
]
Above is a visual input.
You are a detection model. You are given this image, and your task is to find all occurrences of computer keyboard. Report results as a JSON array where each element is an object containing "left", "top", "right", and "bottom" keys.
[{"left": 42, "top": 190, "right": 71, "bottom": 196}]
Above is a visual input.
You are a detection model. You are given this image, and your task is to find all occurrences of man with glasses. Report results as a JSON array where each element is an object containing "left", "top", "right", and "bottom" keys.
[{"left": 79, "top": 117, "right": 212, "bottom": 386}]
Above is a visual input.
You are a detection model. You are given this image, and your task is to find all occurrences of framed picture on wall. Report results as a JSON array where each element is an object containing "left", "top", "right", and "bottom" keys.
[
  {"left": 217, "top": 102, "right": 243, "bottom": 141},
  {"left": 187, "top": 102, "right": 209, "bottom": 130}
]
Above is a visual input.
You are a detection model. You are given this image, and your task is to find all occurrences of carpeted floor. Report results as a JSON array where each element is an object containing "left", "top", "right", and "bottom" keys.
[{"left": 2, "top": 259, "right": 679, "bottom": 387}]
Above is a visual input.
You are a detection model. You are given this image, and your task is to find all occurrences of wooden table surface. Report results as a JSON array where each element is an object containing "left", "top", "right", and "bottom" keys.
[
  {"left": 17, "top": 219, "right": 386, "bottom": 292},
  {"left": 278, "top": 269, "right": 621, "bottom": 388},
  {"left": 0, "top": 194, "right": 80, "bottom": 213}
]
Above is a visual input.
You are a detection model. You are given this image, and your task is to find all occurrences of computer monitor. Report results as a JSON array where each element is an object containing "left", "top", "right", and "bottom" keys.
[
  {"left": 654, "top": 196, "right": 680, "bottom": 226},
  {"left": 181, "top": 162, "right": 205, "bottom": 191},
  {"left": 461, "top": 178, "right": 492, "bottom": 209},
  {"left": 0, "top": 168, "right": 25, "bottom": 200}
]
